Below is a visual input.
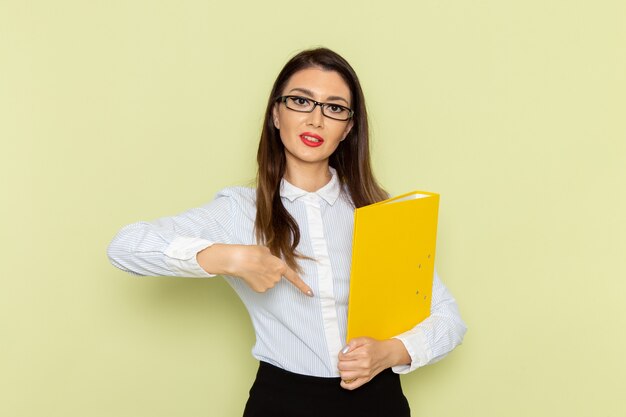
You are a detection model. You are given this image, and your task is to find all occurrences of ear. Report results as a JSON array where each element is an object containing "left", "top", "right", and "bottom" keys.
[
  {"left": 340, "top": 119, "right": 354, "bottom": 141},
  {"left": 272, "top": 104, "right": 280, "bottom": 129}
]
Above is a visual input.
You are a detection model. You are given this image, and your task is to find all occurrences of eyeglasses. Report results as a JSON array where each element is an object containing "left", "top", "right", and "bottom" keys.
[{"left": 276, "top": 95, "right": 354, "bottom": 121}]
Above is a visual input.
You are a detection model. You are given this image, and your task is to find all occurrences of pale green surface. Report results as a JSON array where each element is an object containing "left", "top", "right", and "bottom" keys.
[{"left": 1, "top": 1, "right": 625, "bottom": 416}]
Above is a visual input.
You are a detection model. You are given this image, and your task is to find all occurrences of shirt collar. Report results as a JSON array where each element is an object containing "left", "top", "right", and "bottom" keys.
[{"left": 280, "top": 166, "right": 342, "bottom": 205}]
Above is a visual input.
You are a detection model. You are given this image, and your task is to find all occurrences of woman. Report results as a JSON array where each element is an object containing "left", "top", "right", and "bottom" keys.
[{"left": 107, "top": 47, "right": 467, "bottom": 417}]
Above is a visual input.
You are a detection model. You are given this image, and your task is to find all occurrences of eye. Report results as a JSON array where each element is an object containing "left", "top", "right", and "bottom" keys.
[
  {"left": 327, "top": 105, "right": 344, "bottom": 113},
  {"left": 290, "top": 96, "right": 311, "bottom": 107}
]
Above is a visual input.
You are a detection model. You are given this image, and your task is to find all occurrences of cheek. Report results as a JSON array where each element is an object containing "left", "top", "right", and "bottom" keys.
[
  {"left": 278, "top": 121, "right": 293, "bottom": 139},
  {"left": 277, "top": 114, "right": 304, "bottom": 137},
  {"left": 331, "top": 126, "right": 350, "bottom": 143},
  {"left": 278, "top": 126, "right": 297, "bottom": 149},
  {"left": 278, "top": 130, "right": 288, "bottom": 145}
]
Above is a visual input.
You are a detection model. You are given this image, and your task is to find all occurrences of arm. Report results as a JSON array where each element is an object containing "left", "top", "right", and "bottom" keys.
[
  {"left": 196, "top": 244, "right": 313, "bottom": 295},
  {"left": 106, "top": 193, "right": 313, "bottom": 295},
  {"left": 106, "top": 195, "right": 234, "bottom": 278},
  {"left": 391, "top": 270, "right": 467, "bottom": 373},
  {"left": 338, "top": 270, "right": 467, "bottom": 389}
]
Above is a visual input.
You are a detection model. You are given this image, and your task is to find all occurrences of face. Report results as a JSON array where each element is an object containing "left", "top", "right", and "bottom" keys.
[{"left": 272, "top": 67, "right": 354, "bottom": 171}]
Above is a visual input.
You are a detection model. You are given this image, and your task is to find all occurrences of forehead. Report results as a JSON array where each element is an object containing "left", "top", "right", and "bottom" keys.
[{"left": 282, "top": 67, "right": 351, "bottom": 103}]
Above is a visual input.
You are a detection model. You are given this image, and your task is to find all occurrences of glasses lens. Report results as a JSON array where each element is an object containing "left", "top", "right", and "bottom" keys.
[
  {"left": 285, "top": 96, "right": 314, "bottom": 112},
  {"left": 322, "top": 104, "right": 351, "bottom": 121}
]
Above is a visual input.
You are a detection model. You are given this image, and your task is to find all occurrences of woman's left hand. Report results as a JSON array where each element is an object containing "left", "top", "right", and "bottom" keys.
[{"left": 337, "top": 337, "right": 411, "bottom": 390}]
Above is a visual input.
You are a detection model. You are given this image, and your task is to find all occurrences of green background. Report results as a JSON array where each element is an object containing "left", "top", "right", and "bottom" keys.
[{"left": 2, "top": 1, "right": 625, "bottom": 416}]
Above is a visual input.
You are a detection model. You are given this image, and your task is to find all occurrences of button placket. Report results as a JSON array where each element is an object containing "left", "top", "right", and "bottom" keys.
[{"left": 302, "top": 194, "right": 342, "bottom": 374}]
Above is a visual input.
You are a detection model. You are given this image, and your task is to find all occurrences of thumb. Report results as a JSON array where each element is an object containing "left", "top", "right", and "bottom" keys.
[
  {"left": 341, "top": 337, "right": 368, "bottom": 354},
  {"left": 282, "top": 264, "right": 314, "bottom": 297}
]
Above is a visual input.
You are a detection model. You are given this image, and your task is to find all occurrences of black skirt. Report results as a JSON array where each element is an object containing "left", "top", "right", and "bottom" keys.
[{"left": 242, "top": 361, "right": 411, "bottom": 417}]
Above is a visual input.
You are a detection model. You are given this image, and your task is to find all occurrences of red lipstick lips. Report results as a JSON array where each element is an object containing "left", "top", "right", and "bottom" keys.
[{"left": 300, "top": 132, "right": 324, "bottom": 147}]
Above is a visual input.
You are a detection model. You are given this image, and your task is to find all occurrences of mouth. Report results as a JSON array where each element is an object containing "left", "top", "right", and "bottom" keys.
[{"left": 300, "top": 132, "right": 324, "bottom": 147}]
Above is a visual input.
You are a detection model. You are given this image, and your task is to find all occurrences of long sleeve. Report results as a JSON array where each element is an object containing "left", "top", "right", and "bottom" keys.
[
  {"left": 391, "top": 270, "right": 467, "bottom": 374},
  {"left": 106, "top": 194, "right": 235, "bottom": 278}
]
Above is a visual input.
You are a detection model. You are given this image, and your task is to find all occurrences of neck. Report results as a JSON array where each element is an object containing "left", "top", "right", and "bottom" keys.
[{"left": 284, "top": 160, "right": 332, "bottom": 192}]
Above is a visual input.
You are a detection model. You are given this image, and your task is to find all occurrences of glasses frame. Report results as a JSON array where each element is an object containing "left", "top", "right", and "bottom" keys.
[{"left": 276, "top": 95, "right": 354, "bottom": 121}]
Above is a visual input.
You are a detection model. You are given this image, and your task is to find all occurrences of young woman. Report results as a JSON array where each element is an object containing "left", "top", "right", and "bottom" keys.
[{"left": 107, "top": 47, "right": 467, "bottom": 417}]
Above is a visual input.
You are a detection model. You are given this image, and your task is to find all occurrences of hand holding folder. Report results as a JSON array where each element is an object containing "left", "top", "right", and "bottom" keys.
[{"left": 346, "top": 191, "right": 439, "bottom": 342}]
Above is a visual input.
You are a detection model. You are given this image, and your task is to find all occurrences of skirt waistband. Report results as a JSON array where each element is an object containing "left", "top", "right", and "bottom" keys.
[{"left": 257, "top": 361, "right": 346, "bottom": 386}]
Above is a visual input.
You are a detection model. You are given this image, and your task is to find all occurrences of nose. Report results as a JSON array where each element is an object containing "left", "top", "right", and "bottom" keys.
[{"left": 306, "top": 103, "right": 325, "bottom": 127}]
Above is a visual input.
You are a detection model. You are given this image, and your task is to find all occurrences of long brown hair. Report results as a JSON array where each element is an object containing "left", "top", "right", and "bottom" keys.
[{"left": 255, "top": 47, "right": 388, "bottom": 272}]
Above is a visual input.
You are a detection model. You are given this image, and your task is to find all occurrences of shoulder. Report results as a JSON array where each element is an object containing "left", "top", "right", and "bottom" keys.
[
  {"left": 202, "top": 186, "right": 256, "bottom": 216},
  {"left": 215, "top": 186, "right": 256, "bottom": 204}
]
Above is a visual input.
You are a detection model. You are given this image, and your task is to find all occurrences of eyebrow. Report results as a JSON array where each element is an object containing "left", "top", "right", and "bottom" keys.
[{"left": 288, "top": 88, "right": 350, "bottom": 106}]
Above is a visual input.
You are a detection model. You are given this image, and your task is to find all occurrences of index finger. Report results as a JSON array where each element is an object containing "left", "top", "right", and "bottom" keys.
[{"left": 282, "top": 265, "right": 314, "bottom": 297}]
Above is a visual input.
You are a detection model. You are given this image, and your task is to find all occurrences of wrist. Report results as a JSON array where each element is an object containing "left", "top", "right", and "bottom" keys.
[
  {"left": 196, "top": 243, "right": 236, "bottom": 276},
  {"left": 385, "top": 338, "right": 411, "bottom": 368}
]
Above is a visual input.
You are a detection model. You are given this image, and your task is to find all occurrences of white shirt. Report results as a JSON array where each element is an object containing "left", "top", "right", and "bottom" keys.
[{"left": 107, "top": 167, "right": 467, "bottom": 377}]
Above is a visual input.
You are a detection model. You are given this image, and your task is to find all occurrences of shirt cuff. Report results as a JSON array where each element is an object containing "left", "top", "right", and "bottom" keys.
[
  {"left": 391, "top": 327, "right": 431, "bottom": 374},
  {"left": 164, "top": 237, "right": 216, "bottom": 277}
]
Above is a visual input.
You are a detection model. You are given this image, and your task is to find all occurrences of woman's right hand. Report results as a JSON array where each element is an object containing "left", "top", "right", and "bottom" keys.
[{"left": 196, "top": 244, "right": 314, "bottom": 297}]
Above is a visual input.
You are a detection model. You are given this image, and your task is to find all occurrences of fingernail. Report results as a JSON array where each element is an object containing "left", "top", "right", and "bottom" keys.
[
  {"left": 341, "top": 345, "right": 350, "bottom": 354},
  {"left": 307, "top": 290, "right": 314, "bottom": 297}
]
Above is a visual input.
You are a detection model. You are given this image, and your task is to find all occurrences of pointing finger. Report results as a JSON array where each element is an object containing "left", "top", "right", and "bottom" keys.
[{"left": 282, "top": 265, "right": 314, "bottom": 297}]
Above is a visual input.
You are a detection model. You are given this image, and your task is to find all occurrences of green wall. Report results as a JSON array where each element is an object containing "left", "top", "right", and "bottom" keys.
[{"left": 1, "top": 1, "right": 624, "bottom": 416}]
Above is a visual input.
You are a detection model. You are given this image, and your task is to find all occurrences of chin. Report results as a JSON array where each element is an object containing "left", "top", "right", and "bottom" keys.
[{"left": 286, "top": 151, "right": 331, "bottom": 165}]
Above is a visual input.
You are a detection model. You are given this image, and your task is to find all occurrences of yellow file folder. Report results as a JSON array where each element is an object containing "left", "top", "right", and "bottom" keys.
[{"left": 346, "top": 191, "right": 440, "bottom": 342}]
